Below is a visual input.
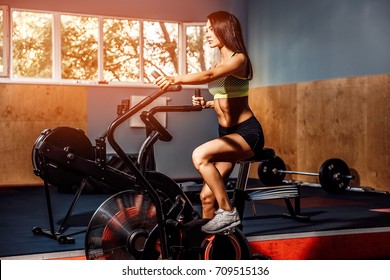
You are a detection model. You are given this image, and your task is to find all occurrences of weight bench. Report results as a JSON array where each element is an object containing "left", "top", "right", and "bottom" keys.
[{"left": 232, "top": 148, "right": 310, "bottom": 222}]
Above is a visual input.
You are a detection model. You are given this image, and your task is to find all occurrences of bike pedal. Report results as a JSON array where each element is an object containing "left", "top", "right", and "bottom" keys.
[{"left": 218, "top": 227, "right": 236, "bottom": 235}]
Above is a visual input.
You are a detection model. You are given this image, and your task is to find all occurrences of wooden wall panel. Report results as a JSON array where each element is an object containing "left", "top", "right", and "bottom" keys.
[
  {"left": 365, "top": 75, "right": 390, "bottom": 190},
  {"left": 0, "top": 84, "right": 88, "bottom": 186},
  {"left": 249, "top": 74, "right": 390, "bottom": 192},
  {"left": 296, "top": 77, "right": 368, "bottom": 185},
  {"left": 248, "top": 84, "right": 297, "bottom": 179}
]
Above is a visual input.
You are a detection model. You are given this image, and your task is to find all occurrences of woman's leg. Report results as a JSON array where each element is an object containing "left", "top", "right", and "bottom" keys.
[
  {"left": 200, "top": 161, "right": 234, "bottom": 219},
  {"left": 192, "top": 133, "right": 254, "bottom": 232}
]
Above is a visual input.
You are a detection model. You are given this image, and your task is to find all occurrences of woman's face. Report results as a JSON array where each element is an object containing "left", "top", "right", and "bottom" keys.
[{"left": 206, "top": 19, "right": 222, "bottom": 48}]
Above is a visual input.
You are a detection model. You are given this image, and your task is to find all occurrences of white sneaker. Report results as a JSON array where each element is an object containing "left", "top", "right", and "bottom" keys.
[{"left": 201, "top": 208, "right": 241, "bottom": 234}]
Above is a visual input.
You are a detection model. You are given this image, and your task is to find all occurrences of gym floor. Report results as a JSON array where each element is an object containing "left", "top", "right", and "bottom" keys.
[{"left": 0, "top": 180, "right": 390, "bottom": 260}]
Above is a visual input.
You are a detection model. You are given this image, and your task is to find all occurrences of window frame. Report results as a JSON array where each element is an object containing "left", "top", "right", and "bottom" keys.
[{"left": 5, "top": 8, "right": 208, "bottom": 87}]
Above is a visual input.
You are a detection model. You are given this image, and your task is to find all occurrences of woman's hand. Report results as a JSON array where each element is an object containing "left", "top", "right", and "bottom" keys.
[
  {"left": 192, "top": 96, "right": 213, "bottom": 108},
  {"left": 192, "top": 95, "right": 204, "bottom": 106},
  {"left": 154, "top": 75, "right": 175, "bottom": 90}
]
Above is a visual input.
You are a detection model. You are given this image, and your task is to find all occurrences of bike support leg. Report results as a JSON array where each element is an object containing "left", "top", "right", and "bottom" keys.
[{"left": 32, "top": 158, "right": 86, "bottom": 244}]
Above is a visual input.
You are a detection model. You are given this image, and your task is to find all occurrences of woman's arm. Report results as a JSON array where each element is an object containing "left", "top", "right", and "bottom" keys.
[{"left": 155, "top": 53, "right": 247, "bottom": 89}]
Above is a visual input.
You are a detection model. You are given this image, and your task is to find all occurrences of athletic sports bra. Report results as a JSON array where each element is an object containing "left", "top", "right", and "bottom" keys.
[
  {"left": 208, "top": 75, "right": 249, "bottom": 99},
  {"left": 208, "top": 53, "right": 250, "bottom": 99}
]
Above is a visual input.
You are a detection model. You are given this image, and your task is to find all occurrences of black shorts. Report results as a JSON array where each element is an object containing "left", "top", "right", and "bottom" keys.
[{"left": 218, "top": 116, "right": 265, "bottom": 157}]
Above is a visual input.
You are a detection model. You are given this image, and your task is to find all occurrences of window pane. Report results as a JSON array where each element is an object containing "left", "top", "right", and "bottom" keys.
[
  {"left": 103, "top": 18, "right": 140, "bottom": 82},
  {"left": 12, "top": 11, "right": 52, "bottom": 78},
  {"left": 143, "top": 21, "right": 178, "bottom": 82},
  {"left": 0, "top": 9, "right": 4, "bottom": 74},
  {"left": 186, "top": 25, "right": 217, "bottom": 74},
  {"left": 61, "top": 15, "right": 98, "bottom": 80}
]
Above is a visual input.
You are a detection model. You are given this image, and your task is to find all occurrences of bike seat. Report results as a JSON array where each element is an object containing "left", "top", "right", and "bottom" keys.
[{"left": 240, "top": 148, "right": 276, "bottom": 163}]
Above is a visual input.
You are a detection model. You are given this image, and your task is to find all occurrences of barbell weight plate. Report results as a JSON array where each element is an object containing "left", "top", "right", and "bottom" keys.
[
  {"left": 258, "top": 156, "right": 286, "bottom": 186},
  {"left": 319, "top": 158, "right": 351, "bottom": 194}
]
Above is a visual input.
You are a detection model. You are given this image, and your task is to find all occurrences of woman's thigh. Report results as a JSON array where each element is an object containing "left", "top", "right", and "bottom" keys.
[{"left": 194, "top": 133, "right": 254, "bottom": 163}]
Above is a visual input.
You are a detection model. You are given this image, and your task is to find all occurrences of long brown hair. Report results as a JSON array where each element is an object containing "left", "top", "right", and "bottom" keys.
[{"left": 207, "top": 11, "right": 253, "bottom": 79}]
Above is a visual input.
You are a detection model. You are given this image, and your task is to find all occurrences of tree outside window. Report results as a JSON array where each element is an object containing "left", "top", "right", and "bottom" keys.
[
  {"left": 0, "top": 9, "right": 4, "bottom": 74},
  {"left": 143, "top": 21, "right": 178, "bottom": 82},
  {"left": 103, "top": 18, "right": 140, "bottom": 82},
  {"left": 12, "top": 11, "right": 52, "bottom": 78},
  {"left": 186, "top": 25, "right": 217, "bottom": 74},
  {"left": 10, "top": 9, "right": 214, "bottom": 84},
  {"left": 61, "top": 15, "right": 99, "bottom": 81}
]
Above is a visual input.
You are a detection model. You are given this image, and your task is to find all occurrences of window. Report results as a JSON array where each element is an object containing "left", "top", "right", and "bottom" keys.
[
  {"left": 143, "top": 20, "right": 179, "bottom": 81},
  {"left": 12, "top": 10, "right": 53, "bottom": 79},
  {"left": 8, "top": 9, "right": 215, "bottom": 85},
  {"left": 103, "top": 18, "right": 140, "bottom": 82},
  {"left": 61, "top": 14, "right": 99, "bottom": 80},
  {"left": 0, "top": 5, "right": 9, "bottom": 77},
  {"left": 186, "top": 24, "right": 218, "bottom": 74}
]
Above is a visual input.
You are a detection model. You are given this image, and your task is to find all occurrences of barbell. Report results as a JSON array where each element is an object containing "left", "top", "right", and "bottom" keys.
[{"left": 257, "top": 157, "right": 355, "bottom": 194}]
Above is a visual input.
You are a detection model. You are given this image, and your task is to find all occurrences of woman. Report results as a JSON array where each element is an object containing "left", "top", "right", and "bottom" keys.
[{"left": 155, "top": 11, "right": 264, "bottom": 234}]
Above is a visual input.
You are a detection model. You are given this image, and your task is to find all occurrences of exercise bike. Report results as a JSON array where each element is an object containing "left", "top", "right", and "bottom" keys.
[{"left": 32, "top": 76, "right": 274, "bottom": 259}]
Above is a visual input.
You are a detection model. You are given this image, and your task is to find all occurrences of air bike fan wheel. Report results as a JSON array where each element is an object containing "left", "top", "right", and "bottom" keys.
[
  {"left": 32, "top": 126, "right": 95, "bottom": 187},
  {"left": 85, "top": 190, "right": 159, "bottom": 260}
]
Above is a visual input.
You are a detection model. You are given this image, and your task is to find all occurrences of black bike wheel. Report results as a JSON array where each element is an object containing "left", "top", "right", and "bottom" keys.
[
  {"left": 85, "top": 171, "right": 195, "bottom": 260},
  {"left": 85, "top": 190, "right": 157, "bottom": 260},
  {"left": 202, "top": 229, "right": 252, "bottom": 260}
]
